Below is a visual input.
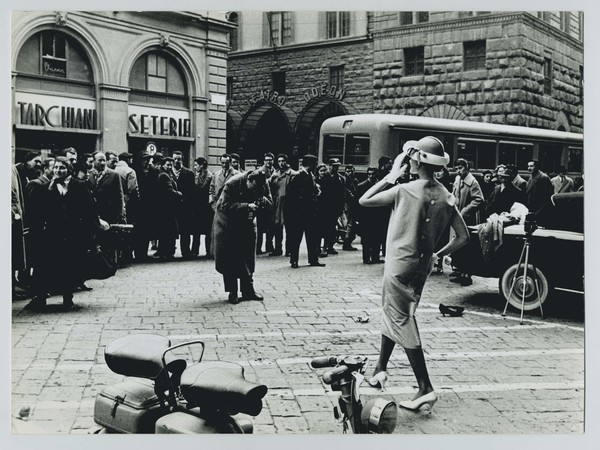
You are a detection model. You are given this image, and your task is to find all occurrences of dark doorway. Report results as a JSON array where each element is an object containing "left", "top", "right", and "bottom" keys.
[{"left": 244, "top": 108, "right": 292, "bottom": 163}]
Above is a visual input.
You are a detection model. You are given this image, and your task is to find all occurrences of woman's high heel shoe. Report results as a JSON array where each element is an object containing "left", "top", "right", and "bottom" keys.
[
  {"left": 368, "top": 371, "right": 388, "bottom": 390},
  {"left": 399, "top": 391, "right": 437, "bottom": 412}
]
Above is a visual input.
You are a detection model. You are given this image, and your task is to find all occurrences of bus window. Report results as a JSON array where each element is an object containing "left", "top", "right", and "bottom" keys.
[
  {"left": 323, "top": 134, "right": 344, "bottom": 162},
  {"left": 499, "top": 141, "right": 533, "bottom": 169},
  {"left": 567, "top": 147, "right": 583, "bottom": 173},
  {"left": 345, "top": 134, "right": 370, "bottom": 165},
  {"left": 539, "top": 143, "right": 563, "bottom": 174},
  {"left": 457, "top": 138, "right": 496, "bottom": 170}
]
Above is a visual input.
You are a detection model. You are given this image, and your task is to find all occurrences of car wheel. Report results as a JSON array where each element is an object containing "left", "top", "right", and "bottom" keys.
[{"left": 499, "top": 263, "right": 550, "bottom": 311}]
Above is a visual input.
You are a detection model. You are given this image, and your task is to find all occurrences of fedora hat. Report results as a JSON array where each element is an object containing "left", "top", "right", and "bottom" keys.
[{"left": 402, "top": 136, "right": 449, "bottom": 166}]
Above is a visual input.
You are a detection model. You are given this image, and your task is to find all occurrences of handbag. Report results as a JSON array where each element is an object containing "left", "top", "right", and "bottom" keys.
[{"left": 85, "top": 242, "right": 117, "bottom": 280}]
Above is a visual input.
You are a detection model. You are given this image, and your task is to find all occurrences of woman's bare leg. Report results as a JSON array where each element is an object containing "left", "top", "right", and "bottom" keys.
[{"left": 404, "top": 347, "right": 434, "bottom": 399}]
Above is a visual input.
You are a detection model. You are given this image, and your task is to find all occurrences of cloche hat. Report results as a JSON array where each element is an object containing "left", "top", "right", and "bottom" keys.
[{"left": 402, "top": 136, "right": 449, "bottom": 166}]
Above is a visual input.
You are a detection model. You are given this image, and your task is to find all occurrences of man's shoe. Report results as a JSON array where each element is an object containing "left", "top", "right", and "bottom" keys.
[
  {"left": 343, "top": 245, "right": 357, "bottom": 251},
  {"left": 269, "top": 250, "right": 283, "bottom": 256},
  {"left": 449, "top": 277, "right": 462, "bottom": 283},
  {"left": 256, "top": 250, "right": 265, "bottom": 255},
  {"left": 228, "top": 292, "right": 239, "bottom": 304},
  {"left": 327, "top": 248, "right": 339, "bottom": 255},
  {"left": 242, "top": 291, "right": 263, "bottom": 301},
  {"left": 309, "top": 261, "right": 326, "bottom": 267},
  {"left": 76, "top": 284, "right": 93, "bottom": 292},
  {"left": 319, "top": 252, "right": 328, "bottom": 258},
  {"left": 291, "top": 261, "right": 299, "bottom": 269},
  {"left": 460, "top": 277, "right": 473, "bottom": 286},
  {"left": 24, "top": 298, "right": 46, "bottom": 311}
]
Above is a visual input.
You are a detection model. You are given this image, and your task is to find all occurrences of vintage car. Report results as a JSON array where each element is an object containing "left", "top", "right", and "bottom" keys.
[{"left": 451, "top": 192, "right": 583, "bottom": 311}]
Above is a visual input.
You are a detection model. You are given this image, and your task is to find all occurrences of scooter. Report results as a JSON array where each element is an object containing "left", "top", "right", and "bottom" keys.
[
  {"left": 94, "top": 333, "right": 267, "bottom": 434},
  {"left": 311, "top": 355, "right": 398, "bottom": 434}
]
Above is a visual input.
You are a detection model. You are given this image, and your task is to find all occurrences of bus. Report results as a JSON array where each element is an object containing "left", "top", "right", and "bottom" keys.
[{"left": 318, "top": 114, "right": 583, "bottom": 177}]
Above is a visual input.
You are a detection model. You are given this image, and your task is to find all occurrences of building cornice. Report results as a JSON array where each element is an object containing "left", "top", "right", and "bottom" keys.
[
  {"left": 229, "top": 35, "right": 371, "bottom": 59},
  {"left": 372, "top": 12, "right": 582, "bottom": 52}
]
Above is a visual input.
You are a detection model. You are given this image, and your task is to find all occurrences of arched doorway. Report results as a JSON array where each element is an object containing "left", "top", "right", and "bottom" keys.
[
  {"left": 294, "top": 98, "right": 356, "bottom": 160},
  {"left": 226, "top": 110, "right": 243, "bottom": 155},
  {"left": 239, "top": 101, "right": 295, "bottom": 165}
]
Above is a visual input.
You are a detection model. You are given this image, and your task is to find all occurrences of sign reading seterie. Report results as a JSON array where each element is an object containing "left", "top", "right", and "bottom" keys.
[{"left": 128, "top": 105, "right": 191, "bottom": 137}]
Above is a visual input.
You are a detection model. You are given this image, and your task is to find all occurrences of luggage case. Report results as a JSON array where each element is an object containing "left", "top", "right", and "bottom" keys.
[{"left": 94, "top": 378, "right": 166, "bottom": 433}]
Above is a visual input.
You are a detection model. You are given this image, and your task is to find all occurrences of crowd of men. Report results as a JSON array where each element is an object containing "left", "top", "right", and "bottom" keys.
[{"left": 12, "top": 145, "right": 582, "bottom": 304}]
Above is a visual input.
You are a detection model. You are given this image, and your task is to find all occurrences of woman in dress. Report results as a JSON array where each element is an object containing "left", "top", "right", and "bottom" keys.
[{"left": 359, "top": 136, "right": 469, "bottom": 412}]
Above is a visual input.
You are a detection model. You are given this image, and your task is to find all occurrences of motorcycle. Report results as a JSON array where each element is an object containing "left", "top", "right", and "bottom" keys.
[
  {"left": 311, "top": 355, "right": 398, "bottom": 434},
  {"left": 94, "top": 333, "right": 267, "bottom": 434}
]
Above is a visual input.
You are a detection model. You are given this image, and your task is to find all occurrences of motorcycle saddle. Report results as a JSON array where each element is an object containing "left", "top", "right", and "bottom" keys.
[
  {"left": 180, "top": 361, "right": 268, "bottom": 416},
  {"left": 104, "top": 334, "right": 171, "bottom": 379}
]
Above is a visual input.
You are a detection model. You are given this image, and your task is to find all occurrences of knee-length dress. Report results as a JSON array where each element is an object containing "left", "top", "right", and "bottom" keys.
[{"left": 381, "top": 179, "right": 460, "bottom": 349}]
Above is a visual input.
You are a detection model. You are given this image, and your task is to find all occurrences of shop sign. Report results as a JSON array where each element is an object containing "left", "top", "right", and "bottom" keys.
[
  {"left": 247, "top": 89, "right": 286, "bottom": 107},
  {"left": 128, "top": 105, "right": 191, "bottom": 137},
  {"left": 15, "top": 92, "right": 97, "bottom": 130},
  {"left": 302, "top": 83, "right": 346, "bottom": 103}
]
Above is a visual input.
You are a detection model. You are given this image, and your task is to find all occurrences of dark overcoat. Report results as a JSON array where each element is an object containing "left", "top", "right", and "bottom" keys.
[
  {"left": 135, "top": 165, "right": 160, "bottom": 238},
  {"left": 213, "top": 172, "right": 272, "bottom": 276},
  {"left": 155, "top": 169, "right": 183, "bottom": 238},
  {"left": 484, "top": 183, "right": 527, "bottom": 220},
  {"left": 37, "top": 178, "right": 101, "bottom": 292},
  {"left": 89, "top": 168, "right": 126, "bottom": 224},
  {"left": 174, "top": 166, "right": 196, "bottom": 234}
]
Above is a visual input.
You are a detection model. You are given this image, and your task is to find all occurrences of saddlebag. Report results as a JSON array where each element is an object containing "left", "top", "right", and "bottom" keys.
[
  {"left": 155, "top": 411, "right": 253, "bottom": 434},
  {"left": 94, "top": 378, "right": 167, "bottom": 433}
]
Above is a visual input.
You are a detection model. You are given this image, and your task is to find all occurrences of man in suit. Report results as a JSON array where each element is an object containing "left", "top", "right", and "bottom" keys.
[
  {"left": 484, "top": 166, "right": 527, "bottom": 219},
  {"left": 89, "top": 151, "right": 126, "bottom": 225},
  {"left": 319, "top": 157, "right": 347, "bottom": 255},
  {"left": 209, "top": 154, "right": 240, "bottom": 210},
  {"left": 526, "top": 159, "right": 554, "bottom": 222},
  {"left": 284, "top": 154, "right": 326, "bottom": 269},
  {"left": 551, "top": 166, "right": 575, "bottom": 194},
  {"left": 342, "top": 163, "right": 359, "bottom": 251},
  {"left": 213, "top": 170, "right": 272, "bottom": 304},
  {"left": 356, "top": 167, "right": 386, "bottom": 264},
  {"left": 134, "top": 152, "right": 160, "bottom": 261},
  {"left": 89, "top": 151, "right": 126, "bottom": 268},
  {"left": 268, "top": 154, "right": 297, "bottom": 256},
  {"left": 256, "top": 152, "right": 275, "bottom": 254},
  {"left": 172, "top": 151, "right": 196, "bottom": 259},
  {"left": 114, "top": 152, "right": 140, "bottom": 265}
]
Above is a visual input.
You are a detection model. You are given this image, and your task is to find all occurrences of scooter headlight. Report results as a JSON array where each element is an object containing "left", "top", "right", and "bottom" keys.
[{"left": 360, "top": 398, "right": 398, "bottom": 434}]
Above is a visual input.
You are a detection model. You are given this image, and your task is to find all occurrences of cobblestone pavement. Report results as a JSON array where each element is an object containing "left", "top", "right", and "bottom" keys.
[{"left": 10, "top": 240, "right": 585, "bottom": 436}]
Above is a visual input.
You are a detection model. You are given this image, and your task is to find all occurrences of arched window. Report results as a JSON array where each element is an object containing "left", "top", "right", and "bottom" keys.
[
  {"left": 228, "top": 12, "right": 239, "bottom": 51},
  {"left": 15, "top": 30, "right": 94, "bottom": 96},
  {"left": 129, "top": 50, "right": 188, "bottom": 108}
]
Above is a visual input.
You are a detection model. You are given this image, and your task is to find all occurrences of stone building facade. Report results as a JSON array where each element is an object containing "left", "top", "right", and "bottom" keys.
[
  {"left": 11, "top": 11, "right": 233, "bottom": 167},
  {"left": 227, "top": 11, "right": 583, "bottom": 169}
]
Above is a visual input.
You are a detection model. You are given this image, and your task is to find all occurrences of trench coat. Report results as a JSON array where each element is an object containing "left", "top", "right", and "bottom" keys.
[
  {"left": 269, "top": 168, "right": 297, "bottom": 225},
  {"left": 213, "top": 172, "right": 272, "bottom": 277},
  {"left": 526, "top": 170, "right": 554, "bottom": 215},
  {"left": 452, "top": 172, "right": 484, "bottom": 225}
]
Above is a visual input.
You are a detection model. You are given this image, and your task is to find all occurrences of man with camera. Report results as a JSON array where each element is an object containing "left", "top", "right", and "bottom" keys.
[{"left": 212, "top": 170, "right": 272, "bottom": 304}]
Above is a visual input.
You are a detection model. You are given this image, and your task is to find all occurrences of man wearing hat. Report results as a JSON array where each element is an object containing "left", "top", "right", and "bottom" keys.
[
  {"left": 450, "top": 158, "right": 483, "bottom": 286},
  {"left": 114, "top": 152, "right": 140, "bottom": 265},
  {"left": 484, "top": 165, "right": 527, "bottom": 220},
  {"left": 359, "top": 135, "right": 469, "bottom": 412},
  {"left": 154, "top": 156, "right": 183, "bottom": 261},
  {"left": 284, "top": 154, "right": 326, "bottom": 268},
  {"left": 318, "top": 157, "right": 347, "bottom": 255}
]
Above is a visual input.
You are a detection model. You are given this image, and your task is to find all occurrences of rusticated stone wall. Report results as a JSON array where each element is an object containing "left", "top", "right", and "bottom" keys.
[{"left": 372, "top": 13, "right": 583, "bottom": 132}]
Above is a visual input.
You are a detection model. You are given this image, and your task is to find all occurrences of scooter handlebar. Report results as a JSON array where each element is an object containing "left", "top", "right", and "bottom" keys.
[
  {"left": 323, "top": 365, "right": 349, "bottom": 384},
  {"left": 310, "top": 356, "right": 338, "bottom": 368}
]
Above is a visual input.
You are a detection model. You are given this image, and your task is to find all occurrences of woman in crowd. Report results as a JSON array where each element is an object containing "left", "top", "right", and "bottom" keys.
[
  {"left": 359, "top": 136, "right": 469, "bottom": 412},
  {"left": 25, "top": 157, "right": 109, "bottom": 311}
]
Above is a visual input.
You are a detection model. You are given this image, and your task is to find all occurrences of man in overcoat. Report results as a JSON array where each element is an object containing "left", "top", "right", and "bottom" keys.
[
  {"left": 284, "top": 154, "right": 326, "bottom": 268},
  {"left": 210, "top": 154, "right": 240, "bottom": 210},
  {"left": 172, "top": 151, "right": 196, "bottom": 259},
  {"left": 268, "top": 154, "right": 297, "bottom": 256},
  {"left": 133, "top": 152, "right": 160, "bottom": 260},
  {"left": 356, "top": 167, "right": 386, "bottom": 264},
  {"left": 318, "top": 157, "right": 347, "bottom": 255},
  {"left": 213, "top": 170, "right": 272, "bottom": 304},
  {"left": 551, "top": 166, "right": 575, "bottom": 194},
  {"left": 484, "top": 166, "right": 527, "bottom": 219},
  {"left": 155, "top": 156, "right": 183, "bottom": 260},
  {"left": 526, "top": 159, "right": 554, "bottom": 223}
]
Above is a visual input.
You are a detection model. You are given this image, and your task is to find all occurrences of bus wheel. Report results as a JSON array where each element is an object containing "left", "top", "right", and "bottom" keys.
[{"left": 499, "top": 264, "right": 550, "bottom": 311}]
